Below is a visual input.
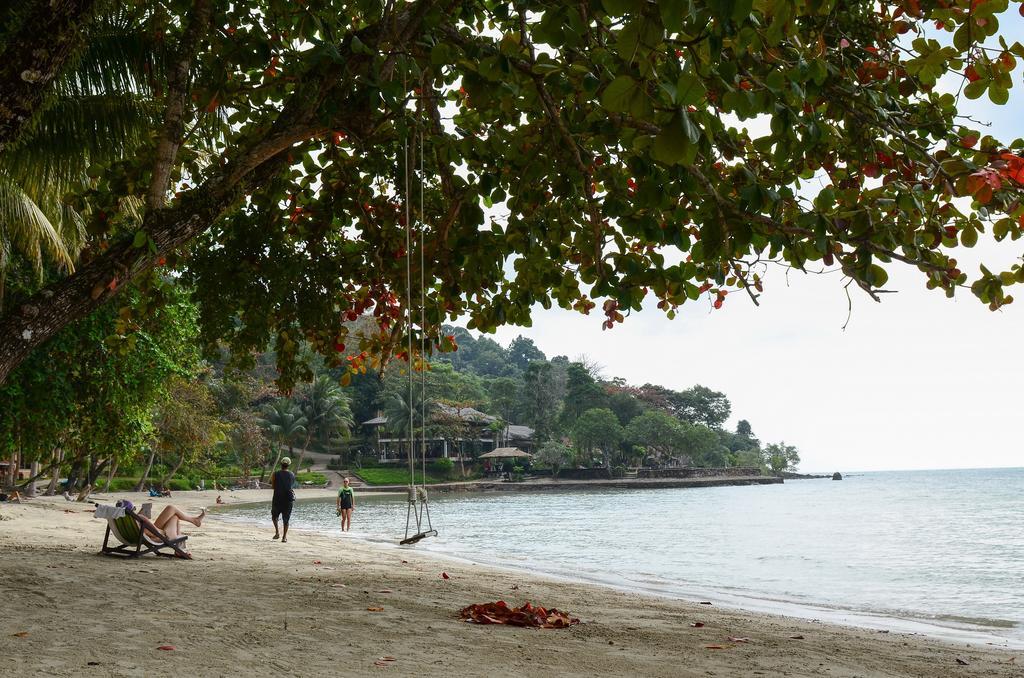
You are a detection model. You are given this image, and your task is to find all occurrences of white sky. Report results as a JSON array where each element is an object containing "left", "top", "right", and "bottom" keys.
[{"left": 481, "top": 15, "right": 1024, "bottom": 473}]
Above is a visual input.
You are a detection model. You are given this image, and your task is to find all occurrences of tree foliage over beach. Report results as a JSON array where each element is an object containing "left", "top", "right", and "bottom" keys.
[{"left": 2, "top": 0, "right": 1024, "bottom": 388}]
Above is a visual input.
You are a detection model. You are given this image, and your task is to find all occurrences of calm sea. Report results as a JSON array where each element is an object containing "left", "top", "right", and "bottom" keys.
[{"left": 219, "top": 468, "right": 1024, "bottom": 646}]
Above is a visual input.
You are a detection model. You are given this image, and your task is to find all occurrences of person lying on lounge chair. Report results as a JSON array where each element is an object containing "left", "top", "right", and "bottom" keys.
[{"left": 117, "top": 501, "right": 205, "bottom": 556}]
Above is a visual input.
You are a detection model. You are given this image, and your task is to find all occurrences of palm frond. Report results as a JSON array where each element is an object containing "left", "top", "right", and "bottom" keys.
[
  {"left": 3, "top": 94, "right": 158, "bottom": 194},
  {"left": 0, "top": 173, "right": 74, "bottom": 276},
  {"left": 61, "top": 8, "right": 166, "bottom": 98}
]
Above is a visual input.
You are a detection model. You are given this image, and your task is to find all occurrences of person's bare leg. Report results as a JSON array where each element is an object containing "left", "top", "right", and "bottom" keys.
[
  {"left": 154, "top": 505, "right": 204, "bottom": 530},
  {"left": 272, "top": 516, "right": 280, "bottom": 539},
  {"left": 281, "top": 522, "right": 289, "bottom": 543}
]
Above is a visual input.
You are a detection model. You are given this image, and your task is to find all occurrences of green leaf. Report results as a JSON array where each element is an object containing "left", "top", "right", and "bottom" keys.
[
  {"left": 601, "top": 76, "right": 640, "bottom": 112},
  {"left": 132, "top": 230, "right": 148, "bottom": 248},
  {"left": 602, "top": 0, "right": 640, "bottom": 16},
  {"left": 659, "top": 0, "right": 687, "bottom": 32},
  {"left": 675, "top": 73, "right": 706, "bottom": 106},
  {"left": 650, "top": 111, "right": 699, "bottom": 165},
  {"left": 961, "top": 226, "right": 979, "bottom": 247},
  {"left": 989, "top": 85, "right": 1009, "bottom": 105}
]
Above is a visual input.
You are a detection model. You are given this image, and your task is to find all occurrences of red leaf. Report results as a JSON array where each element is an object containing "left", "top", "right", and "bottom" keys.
[
  {"left": 459, "top": 601, "right": 580, "bottom": 628},
  {"left": 965, "top": 65, "right": 981, "bottom": 82},
  {"left": 960, "top": 134, "right": 978, "bottom": 148},
  {"left": 157, "top": 645, "right": 175, "bottom": 651},
  {"left": 12, "top": 631, "right": 29, "bottom": 638},
  {"left": 441, "top": 572, "right": 450, "bottom": 580},
  {"left": 704, "top": 645, "right": 727, "bottom": 650},
  {"left": 367, "top": 607, "right": 384, "bottom": 612}
]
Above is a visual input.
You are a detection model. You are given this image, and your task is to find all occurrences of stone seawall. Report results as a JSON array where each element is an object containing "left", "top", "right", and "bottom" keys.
[
  {"left": 636, "top": 466, "right": 763, "bottom": 479},
  {"left": 358, "top": 475, "right": 783, "bottom": 493}
]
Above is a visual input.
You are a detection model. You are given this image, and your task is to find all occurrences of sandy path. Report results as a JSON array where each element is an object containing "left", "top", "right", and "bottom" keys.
[{"left": 1, "top": 491, "right": 1020, "bottom": 677}]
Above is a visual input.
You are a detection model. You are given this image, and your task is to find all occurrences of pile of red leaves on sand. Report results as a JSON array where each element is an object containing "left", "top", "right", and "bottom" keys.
[{"left": 459, "top": 601, "right": 579, "bottom": 628}]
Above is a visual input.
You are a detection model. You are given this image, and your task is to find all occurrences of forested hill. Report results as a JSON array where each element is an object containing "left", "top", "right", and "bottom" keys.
[{"left": 354, "top": 325, "right": 800, "bottom": 473}]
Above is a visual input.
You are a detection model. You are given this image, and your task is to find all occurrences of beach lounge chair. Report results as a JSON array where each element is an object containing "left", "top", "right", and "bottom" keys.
[{"left": 96, "top": 505, "right": 190, "bottom": 559}]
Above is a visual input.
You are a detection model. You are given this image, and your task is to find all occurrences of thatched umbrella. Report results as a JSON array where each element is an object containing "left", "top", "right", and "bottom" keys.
[{"left": 478, "top": 447, "right": 533, "bottom": 459}]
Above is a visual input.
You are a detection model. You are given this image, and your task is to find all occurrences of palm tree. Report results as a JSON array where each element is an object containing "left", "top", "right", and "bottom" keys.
[
  {"left": 383, "top": 389, "right": 434, "bottom": 469},
  {"left": 0, "top": 7, "right": 226, "bottom": 306},
  {"left": 258, "top": 398, "right": 307, "bottom": 479},
  {"left": 295, "top": 376, "right": 355, "bottom": 469},
  {"left": 0, "top": 9, "right": 162, "bottom": 303}
]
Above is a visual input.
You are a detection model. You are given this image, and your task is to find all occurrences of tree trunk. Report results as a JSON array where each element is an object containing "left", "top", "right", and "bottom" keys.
[
  {"left": 0, "top": 0, "right": 98, "bottom": 147},
  {"left": 24, "top": 462, "right": 40, "bottom": 497},
  {"left": 134, "top": 448, "right": 156, "bottom": 492},
  {"left": 295, "top": 431, "right": 314, "bottom": 473},
  {"left": 87, "top": 456, "right": 107, "bottom": 487},
  {"left": 45, "top": 448, "right": 64, "bottom": 495},
  {"left": 65, "top": 456, "right": 82, "bottom": 492},
  {"left": 103, "top": 457, "right": 119, "bottom": 492},
  {"left": 160, "top": 455, "right": 184, "bottom": 487}
]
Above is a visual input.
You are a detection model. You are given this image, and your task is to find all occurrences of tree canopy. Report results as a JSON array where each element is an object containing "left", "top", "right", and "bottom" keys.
[{"left": 3, "top": 0, "right": 1024, "bottom": 387}]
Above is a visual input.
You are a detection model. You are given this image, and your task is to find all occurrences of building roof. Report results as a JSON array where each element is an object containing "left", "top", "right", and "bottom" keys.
[{"left": 362, "top": 407, "right": 534, "bottom": 440}]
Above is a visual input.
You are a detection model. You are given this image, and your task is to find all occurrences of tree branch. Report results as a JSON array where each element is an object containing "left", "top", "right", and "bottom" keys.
[{"left": 0, "top": 0, "right": 99, "bottom": 149}]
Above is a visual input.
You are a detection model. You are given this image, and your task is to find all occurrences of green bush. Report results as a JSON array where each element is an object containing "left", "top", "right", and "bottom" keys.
[
  {"left": 295, "top": 472, "right": 327, "bottom": 485},
  {"left": 431, "top": 457, "right": 455, "bottom": 479}
]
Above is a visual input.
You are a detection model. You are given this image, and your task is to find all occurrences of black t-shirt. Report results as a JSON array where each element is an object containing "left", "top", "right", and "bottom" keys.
[{"left": 272, "top": 469, "right": 295, "bottom": 504}]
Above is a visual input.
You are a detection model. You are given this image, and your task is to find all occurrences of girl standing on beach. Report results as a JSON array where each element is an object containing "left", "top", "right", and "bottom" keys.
[{"left": 336, "top": 477, "right": 355, "bottom": 531}]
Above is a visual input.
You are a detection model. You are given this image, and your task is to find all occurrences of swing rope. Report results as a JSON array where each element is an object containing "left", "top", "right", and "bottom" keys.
[{"left": 401, "top": 77, "right": 436, "bottom": 545}]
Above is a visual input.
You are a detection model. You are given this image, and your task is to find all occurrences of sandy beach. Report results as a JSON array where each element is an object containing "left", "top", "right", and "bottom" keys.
[{"left": 1, "top": 490, "right": 1020, "bottom": 678}]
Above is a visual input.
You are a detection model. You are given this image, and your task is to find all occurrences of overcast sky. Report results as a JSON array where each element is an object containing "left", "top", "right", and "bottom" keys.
[{"left": 478, "top": 15, "right": 1024, "bottom": 473}]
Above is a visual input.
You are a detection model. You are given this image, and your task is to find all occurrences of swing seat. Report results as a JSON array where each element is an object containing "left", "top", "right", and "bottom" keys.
[{"left": 400, "top": 528, "right": 437, "bottom": 545}]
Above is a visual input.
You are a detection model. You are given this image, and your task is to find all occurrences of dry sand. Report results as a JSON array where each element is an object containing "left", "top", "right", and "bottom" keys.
[{"left": 1, "top": 490, "right": 1020, "bottom": 677}]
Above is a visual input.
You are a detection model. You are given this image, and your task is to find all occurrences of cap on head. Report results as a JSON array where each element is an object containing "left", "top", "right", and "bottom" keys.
[{"left": 280, "top": 457, "right": 291, "bottom": 467}]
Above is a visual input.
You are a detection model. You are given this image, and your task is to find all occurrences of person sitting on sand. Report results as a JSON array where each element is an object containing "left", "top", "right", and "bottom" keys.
[
  {"left": 336, "top": 477, "right": 355, "bottom": 532},
  {"left": 271, "top": 457, "right": 296, "bottom": 543},
  {"left": 216, "top": 495, "right": 224, "bottom": 505}
]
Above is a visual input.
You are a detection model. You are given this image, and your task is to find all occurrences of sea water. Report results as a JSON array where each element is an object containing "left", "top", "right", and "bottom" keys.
[{"left": 219, "top": 467, "right": 1024, "bottom": 645}]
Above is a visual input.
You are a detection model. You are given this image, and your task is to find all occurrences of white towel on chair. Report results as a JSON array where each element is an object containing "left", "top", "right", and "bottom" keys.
[{"left": 93, "top": 504, "right": 125, "bottom": 520}]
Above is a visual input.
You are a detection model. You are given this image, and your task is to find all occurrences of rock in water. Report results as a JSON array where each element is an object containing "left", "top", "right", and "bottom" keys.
[{"left": 832, "top": 472, "right": 843, "bottom": 480}]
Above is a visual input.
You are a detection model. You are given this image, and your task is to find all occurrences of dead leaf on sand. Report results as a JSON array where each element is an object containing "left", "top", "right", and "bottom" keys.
[
  {"left": 156, "top": 645, "right": 175, "bottom": 651},
  {"left": 367, "top": 607, "right": 384, "bottom": 612},
  {"left": 698, "top": 601, "right": 712, "bottom": 605},
  {"left": 704, "top": 645, "right": 728, "bottom": 650},
  {"left": 727, "top": 637, "right": 751, "bottom": 643},
  {"left": 379, "top": 656, "right": 396, "bottom": 661},
  {"left": 690, "top": 622, "right": 705, "bottom": 628},
  {"left": 12, "top": 631, "right": 29, "bottom": 638},
  {"left": 313, "top": 560, "right": 322, "bottom": 564},
  {"left": 378, "top": 589, "right": 393, "bottom": 593},
  {"left": 955, "top": 657, "right": 969, "bottom": 666},
  {"left": 789, "top": 635, "right": 805, "bottom": 640}
]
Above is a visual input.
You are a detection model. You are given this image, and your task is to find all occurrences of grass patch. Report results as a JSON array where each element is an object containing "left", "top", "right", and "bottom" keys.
[
  {"left": 354, "top": 467, "right": 450, "bottom": 486},
  {"left": 295, "top": 472, "right": 327, "bottom": 485}
]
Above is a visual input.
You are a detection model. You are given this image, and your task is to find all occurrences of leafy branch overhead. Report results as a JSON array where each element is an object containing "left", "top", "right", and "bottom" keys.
[{"left": 2, "top": 0, "right": 1024, "bottom": 385}]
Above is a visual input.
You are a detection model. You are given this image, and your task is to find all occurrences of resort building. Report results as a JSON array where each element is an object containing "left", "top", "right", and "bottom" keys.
[{"left": 362, "top": 403, "right": 534, "bottom": 464}]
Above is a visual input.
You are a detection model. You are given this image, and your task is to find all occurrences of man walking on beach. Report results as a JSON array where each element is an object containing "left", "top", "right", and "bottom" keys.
[{"left": 271, "top": 457, "right": 296, "bottom": 543}]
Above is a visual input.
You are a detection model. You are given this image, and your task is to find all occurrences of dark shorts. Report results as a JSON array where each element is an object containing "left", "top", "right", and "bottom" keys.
[
  {"left": 272, "top": 500, "right": 293, "bottom": 524},
  {"left": 340, "top": 499, "right": 353, "bottom": 510}
]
